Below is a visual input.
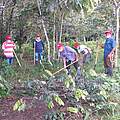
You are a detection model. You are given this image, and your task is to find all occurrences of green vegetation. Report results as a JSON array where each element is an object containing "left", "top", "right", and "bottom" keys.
[
  {"left": 0, "top": 0, "right": 120, "bottom": 119},
  {"left": 0, "top": 41, "right": 120, "bottom": 119}
]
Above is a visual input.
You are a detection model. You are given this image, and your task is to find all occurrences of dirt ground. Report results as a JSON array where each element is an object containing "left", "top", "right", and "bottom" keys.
[{"left": 0, "top": 96, "right": 48, "bottom": 120}]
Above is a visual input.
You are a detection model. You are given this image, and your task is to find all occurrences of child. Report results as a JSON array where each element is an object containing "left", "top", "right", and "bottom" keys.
[
  {"left": 34, "top": 34, "right": 44, "bottom": 64},
  {"left": 2, "top": 35, "right": 16, "bottom": 64}
]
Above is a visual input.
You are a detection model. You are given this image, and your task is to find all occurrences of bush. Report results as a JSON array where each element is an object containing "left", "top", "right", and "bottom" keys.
[
  {"left": 0, "top": 61, "right": 15, "bottom": 79},
  {"left": 0, "top": 75, "right": 11, "bottom": 97}
]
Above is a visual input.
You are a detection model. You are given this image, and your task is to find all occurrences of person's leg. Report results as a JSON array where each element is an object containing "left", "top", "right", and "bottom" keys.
[
  {"left": 9, "top": 57, "right": 13, "bottom": 64},
  {"left": 104, "top": 67, "right": 108, "bottom": 74},
  {"left": 39, "top": 51, "right": 43, "bottom": 64},
  {"left": 66, "top": 60, "right": 71, "bottom": 75},
  {"left": 107, "top": 67, "right": 113, "bottom": 76},
  {"left": 83, "top": 54, "right": 87, "bottom": 64},
  {"left": 74, "top": 62, "right": 81, "bottom": 76},
  {"left": 107, "top": 59, "right": 113, "bottom": 76},
  {"left": 6, "top": 58, "right": 10, "bottom": 64},
  {"left": 85, "top": 53, "right": 91, "bottom": 63},
  {"left": 35, "top": 52, "right": 39, "bottom": 64}
]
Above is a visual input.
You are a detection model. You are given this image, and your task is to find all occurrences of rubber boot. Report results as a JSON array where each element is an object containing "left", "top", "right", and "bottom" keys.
[
  {"left": 66, "top": 69, "right": 71, "bottom": 75},
  {"left": 104, "top": 67, "right": 108, "bottom": 74},
  {"left": 40, "top": 60, "right": 42, "bottom": 64},
  {"left": 35, "top": 61, "right": 38, "bottom": 64},
  {"left": 107, "top": 67, "right": 113, "bottom": 76}
]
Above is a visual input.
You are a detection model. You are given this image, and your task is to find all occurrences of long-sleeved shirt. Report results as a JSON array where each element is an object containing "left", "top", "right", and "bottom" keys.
[
  {"left": 60, "top": 46, "right": 77, "bottom": 61},
  {"left": 2, "top": 40, "right": 16, "bottom": 58},
  {"left": 104, "top": 37, "right": 116, "bottom": 59},
  {"left": 78, "top": 45, "right": 91, "bottom": 54}
]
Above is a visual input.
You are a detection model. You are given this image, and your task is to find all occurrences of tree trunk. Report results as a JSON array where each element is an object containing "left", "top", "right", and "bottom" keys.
[
  {"left": 37, "top": 0, "right": 51, "bottom": 62},
  {"left": 89, "top": 0, "right": 95, "bottom": 9},
  {"left": 53, "top": 11, "right": 56, "bottom": 59},
  {"left": 83, "top": 36, "right": 86, "bottom": 43},
  {"left": 59, "top": 12, "right": 64, "bottom": 42},
  {"left": 8, "top": 7, "right": 15, "bottom": 34},
  {"left": 0, "top": 0, "right": 5, "bottom": 46},
  {"left": 115, "top": 7, "right": 119, "bottom": 67},
  {"left": 5, "top": 0, "right": 16, "bottom": 34}
]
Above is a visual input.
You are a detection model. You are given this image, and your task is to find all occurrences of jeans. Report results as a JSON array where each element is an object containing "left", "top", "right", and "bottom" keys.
[
  {"left": 6, "top": 57, "right": 13, "bottom": 65},
  {"left": 35, "top": 52, "right": 43, "bottom": 62}
]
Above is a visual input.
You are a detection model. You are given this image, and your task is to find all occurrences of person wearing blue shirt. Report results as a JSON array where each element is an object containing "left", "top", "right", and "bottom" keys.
[
  {"left": 104, "top": 30, "right": 116, "bottom": 76},
  {"left": 34, "top": 34, "right": 44, "bottom": 64}
]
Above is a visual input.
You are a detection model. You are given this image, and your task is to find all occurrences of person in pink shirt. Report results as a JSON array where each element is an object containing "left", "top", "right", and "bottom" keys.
[{"left": 2, "top": 35, "right": 16, "bottom": 64}]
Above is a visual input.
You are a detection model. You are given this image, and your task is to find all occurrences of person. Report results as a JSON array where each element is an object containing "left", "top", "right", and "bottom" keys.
[
  {"left": 57, "top": 42, "right": 81, "bottom": 76},
  {"left": 2, "top": 35, "right": 16, "bottom": 65},
  {"left": 75, "top": 44, "right": 92, "bottom": 64},
  {"left": 73, "top": 39, "right": 80, "bottom": 50},
  {"left": 65, "top": 37, "right": 69, "bottom": 46},
  {"left": 72, "top": 39, "right": 80, "bottom": 53},
  {"left": 104, "top": 29, "right": 116, "bottom": 76},
  {"left": 34, "top": 34, "right": 44, "bottom": 64}
]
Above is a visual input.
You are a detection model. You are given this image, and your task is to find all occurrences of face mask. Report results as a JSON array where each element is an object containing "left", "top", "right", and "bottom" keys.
[
  {"left": 106, "top": 35, "right": 111, "bottom": 38},
  {"left": 105, "top": 33, "right": 112, "bottom": 38},
  {"left": 6, "top": 40, "right": 11, "bottom": 42},
  {"left": 58, "top": 47, "right": 64, "bottom": 52},
  {"left": 36, "top": 37, "right": 41, "bottom": 41}
]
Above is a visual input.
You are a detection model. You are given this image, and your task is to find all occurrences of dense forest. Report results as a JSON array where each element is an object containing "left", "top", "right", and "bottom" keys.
[{"left": 0, "top": 0, "right": 120, "bottom": 120}]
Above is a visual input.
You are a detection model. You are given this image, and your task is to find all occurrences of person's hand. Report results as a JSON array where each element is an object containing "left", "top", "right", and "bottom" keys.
[
  {"left": 107, "top": 53, "right": 111, "bottom": 58},
  {"left": 75, "top": 57, "right": 78, "bottom": 62},
  {"left": 64, "top": 65, "right": 66, "bottom": 69},
  {"left": 75, "top": 54, "right": 78, "bottom": 61}
]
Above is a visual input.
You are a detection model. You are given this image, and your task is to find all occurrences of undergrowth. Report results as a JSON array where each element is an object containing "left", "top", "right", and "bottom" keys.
[{"left": 0, "top": 41, "right": 120, "bottom": 120}]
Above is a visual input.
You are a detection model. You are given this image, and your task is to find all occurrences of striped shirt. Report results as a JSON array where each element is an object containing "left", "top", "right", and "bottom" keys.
[{"left": 2, "top": 40, "right": 16, "bottom": 57}]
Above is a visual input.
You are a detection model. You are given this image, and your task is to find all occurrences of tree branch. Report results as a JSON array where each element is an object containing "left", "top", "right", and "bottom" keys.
[
  {"left": 113, "top": 0, "right": 117, "bottom": 7},
  {"left": 117, "top": 2, "right": 120, "bottom": 8}
]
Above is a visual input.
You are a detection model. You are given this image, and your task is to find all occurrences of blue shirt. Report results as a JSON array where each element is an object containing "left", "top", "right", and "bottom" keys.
[
  {"left": 104, "top": 37, "right": 116, "bottom": 59},
  {"left": 60, "top": 46, "right": 77, "bottom": 61}
]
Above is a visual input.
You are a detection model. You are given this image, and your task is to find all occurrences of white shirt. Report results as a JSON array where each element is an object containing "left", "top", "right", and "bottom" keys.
[{"left": 78, "top": 45, "right": 91, "bottom": 54}]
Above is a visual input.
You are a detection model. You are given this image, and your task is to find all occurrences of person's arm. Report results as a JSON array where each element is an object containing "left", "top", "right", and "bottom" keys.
[
  {"left": 2, "top": 42, "right": 5, "bottom": 50},
  {"left": 75, "top": 53, "right": 79, "bottom": 61},
  {"left": 13, "top": 42, "right": 16, "bottom": 49},
  {"left": 33, "top": 41, "right": 35, "bottom": 48},
  {"left": 108, "top": 39, "right": 116, "bottom": 57},
  {"left": 63, "top": 57, "right": 66, "bottom": 68}
]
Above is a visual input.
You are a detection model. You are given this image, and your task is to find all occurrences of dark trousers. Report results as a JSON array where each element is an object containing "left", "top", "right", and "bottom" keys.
[
  {"left": 83, "top": 53, "right": 91, "bottom": 63},
  {"left": 6, "top": 57, "right": 13, "bottom": 65},
  {"left": 105, "top": 67, "right": 113, "bottom": 76},
  {"left": 66, "top": 60, "right": 80, "bottom": 75},
  {"left": 66, "top": 60, "right": 78, "bottom": 70},
  {"left": 104, "top": 56, "right": 113, "bottom": 76}
]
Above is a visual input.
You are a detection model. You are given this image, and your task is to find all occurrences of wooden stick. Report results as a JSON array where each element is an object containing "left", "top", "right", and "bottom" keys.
[
  {"left": 94, "top": 40, "right": 100, "bottom": 70},
  {"left": 34, "top": 42, "right": 36, "bottom": 64},
  {"left": 52, "top": 60, "right": 78, "bottom": 76},
  {"left": 13, "top": 50, "right": 22, "bottom": 67}
]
